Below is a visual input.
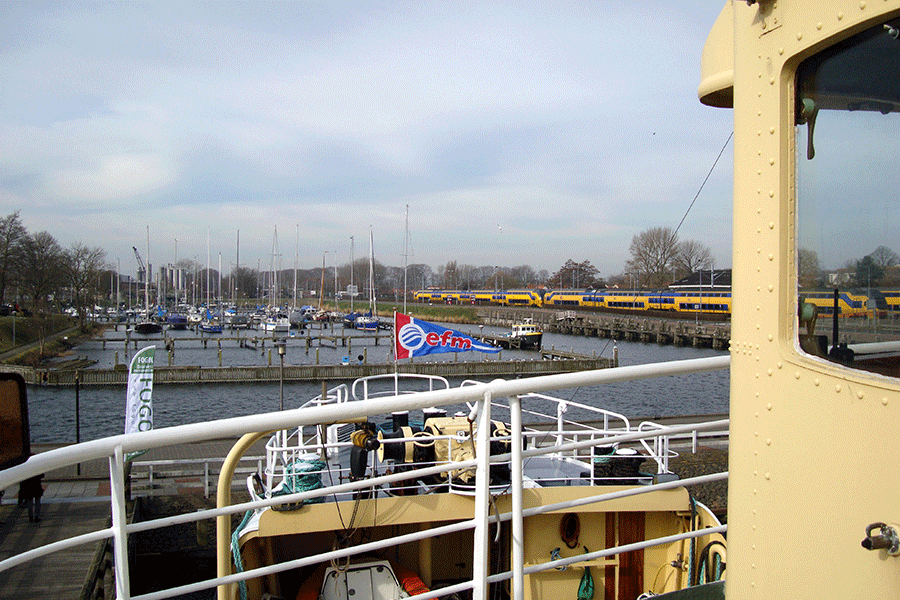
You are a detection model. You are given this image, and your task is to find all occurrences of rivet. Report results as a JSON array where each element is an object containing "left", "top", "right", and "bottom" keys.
[
  {"left": 768, "top": 284, "right": 774, "bottom": 292},
  {"left": 769, "top": 222, "right": 775, "bottom": 229},
  {"left": 757, "top": 248, "right": 761, "bottom": 253},
  {"left": 859, "top": 1, "right": 866, "bottom": 9},
  {"left": 767, "top": 403, "right": 772, "bottom": 410},
  {"left": 769, "top": 126, "right": 775, "bottom": 134},
  {"left": 838, "top": 12, "right": 844, "bottom": 20},
  {"left": 769, "top": 158, "right": 775, "bottom": 165},
  {"left": 814, "top": 378, "right": 820, "bottom": 386},
  {"left": 797, "top": 32, "right": 803, "bottom": 41},
  {"left": 767, "top": 368, "right": 773, "bottom": 376},
  {"left": 754, "top": 470, "right": 758, "bottom": 476},
  {"left": 778, "top": 48, "right": 784, "bottom": 55},
  {"left": 835, "top": 385, "right": 841, "bottom": 393},
  {"left": 765, "top": 472, "right": 771, "bottom": 480},
  {"left": 794, "top": 371, "right": 801, "bottom": 379},
  {"left": 769, "top": 189, "right": 775, "bottom": 197},
  {"left": 816, "top": 22, "right": 823, "bottom": 30},
  {"left": 768, "top": 334, "right": 773, "bottom": 341},
  {"left": 776, "top": 362, "right": 782, "bottom": 369},
  {"left": 857, "top": 391, "right": 864, "bottom": 399},
  {"left": 766, "top": 438, "right": 771, "bottom": 446},
  {"left": 768, "top": 254, "right": 774, "bottom": 261},
  {"left": 882, "top": 398, "right": 888, "bottom": 406},
  {"left": 757, "top": 228, "right": 762, "bottom": 234},
  {"left": 770, "top": 76, "right": 775, "bottom": 85}
]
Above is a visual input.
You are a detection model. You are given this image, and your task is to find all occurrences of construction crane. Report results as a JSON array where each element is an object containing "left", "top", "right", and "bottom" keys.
[{"left": 132, "top": 246, "right": 147, "bottom": 284}]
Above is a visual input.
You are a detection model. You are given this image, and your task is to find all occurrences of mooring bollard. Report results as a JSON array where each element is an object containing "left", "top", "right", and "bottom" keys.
[
  {"left": 316, "top": 348, "right": 319, "bottom": 365},
  {"left": 114, "top": 351, "right": 119, "bottom": 367},
  {"left": 218, "top": 349, "right": 222, "bottom": 367},
  {"left": 268, "top": 349, "right": 272, "bottom": 366}
]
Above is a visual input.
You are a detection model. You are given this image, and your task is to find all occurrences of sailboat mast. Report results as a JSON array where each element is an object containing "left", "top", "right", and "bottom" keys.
[
  {"left": 294, "top": 224, "right": 299, "bottom": 308},
  {"left": 350, "top": 236, "right": 354, "bottom": 313},
  {"left": 403, "top": 204, "right": 408, "bottom": 313},
  {"left": 369, "top": 227, "right": 375, "bottom": 312},
  {"left": 206, "top": 227, "right": 210, "bottom": 310},
  {"left": 145, "top": 226, "right": 150, "bottom": 315}
]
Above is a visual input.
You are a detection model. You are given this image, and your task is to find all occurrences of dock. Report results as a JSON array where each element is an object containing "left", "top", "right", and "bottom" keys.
[
  {"left": 481, "top": 309, "right": 731, "bottom": 350},
  {"left": 8, "top": 354, "right": 615, "bottom": 386}
]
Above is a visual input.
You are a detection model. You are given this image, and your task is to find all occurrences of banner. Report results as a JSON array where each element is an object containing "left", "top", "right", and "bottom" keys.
[
  {"left": 125, "top": 346, "right": 156, "bottom": 453},
  {"left": 395, "top": 312, "right": 499, "bottom": 359}
]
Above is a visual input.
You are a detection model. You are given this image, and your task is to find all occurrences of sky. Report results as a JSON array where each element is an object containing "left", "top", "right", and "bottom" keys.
[{"left": 0, "top": 1, "right": 734, "bottom": 280}]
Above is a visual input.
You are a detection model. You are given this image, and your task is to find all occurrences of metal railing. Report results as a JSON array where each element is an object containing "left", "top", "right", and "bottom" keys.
[{"left": 0, "top": 354, "right": 730, "bottom": 600}]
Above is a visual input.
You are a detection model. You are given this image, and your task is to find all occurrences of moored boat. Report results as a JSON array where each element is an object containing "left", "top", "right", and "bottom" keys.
[
  {"left": 507, "top": 318, "right": 542, "bottom": 349},
  {"left": 220, "top": 373, "right": 727, "bottom": 600}
]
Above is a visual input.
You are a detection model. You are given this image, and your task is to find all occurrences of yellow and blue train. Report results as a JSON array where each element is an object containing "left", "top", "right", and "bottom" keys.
[{"left": 414, "top": 287, "right": 900, "bottom": 318}]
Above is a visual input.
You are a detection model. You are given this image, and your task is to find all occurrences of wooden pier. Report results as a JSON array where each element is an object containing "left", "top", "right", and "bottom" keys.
[
  {"left": 8, "top": 355, "right": 615, "bottom": 387},
  {"left": 481, "top": 309, "right": 731, "bottom": 350}
]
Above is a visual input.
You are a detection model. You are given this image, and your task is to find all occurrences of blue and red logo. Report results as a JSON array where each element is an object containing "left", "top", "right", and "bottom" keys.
[{"left": 395, "top": 312, "right": 499, "bottom": 359}]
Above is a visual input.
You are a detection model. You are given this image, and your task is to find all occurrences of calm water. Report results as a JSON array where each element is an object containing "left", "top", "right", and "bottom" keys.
[{"left": 27, "top": 322, "right": 729, "bottom": 443}]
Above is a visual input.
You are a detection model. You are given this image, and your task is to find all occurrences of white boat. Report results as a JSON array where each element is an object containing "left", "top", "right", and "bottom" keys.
[
  {"left": 259, "top": 314, "right": 290, "bottom": 334},
  {"left": 355, "top": 228, "right": 379, "bottom": 331},
  {"left": 507, "top": 318, "right": 542, "bottom": 349}
]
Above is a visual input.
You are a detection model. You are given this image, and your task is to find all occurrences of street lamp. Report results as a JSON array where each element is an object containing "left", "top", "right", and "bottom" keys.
[{"left": 275, "top": 339, "right": 287, "bottom": 410}]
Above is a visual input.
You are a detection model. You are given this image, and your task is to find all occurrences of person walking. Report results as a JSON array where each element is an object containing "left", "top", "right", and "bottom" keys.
[{"left": 18, "top": 474, "right": 44, "bottom": 523}]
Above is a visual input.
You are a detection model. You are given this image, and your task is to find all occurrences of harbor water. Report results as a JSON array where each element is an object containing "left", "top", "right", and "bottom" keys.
[{"left": 26, "top": 322, "right": 729, "bottom": 443}]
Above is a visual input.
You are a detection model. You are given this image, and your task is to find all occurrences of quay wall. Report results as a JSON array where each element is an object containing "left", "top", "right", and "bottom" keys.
[
  {"left": 479, "top": 308, "right": 731, "bottom": 350},
  {"left": 9, "top": 356, "right": 613, "bottom": 386}
]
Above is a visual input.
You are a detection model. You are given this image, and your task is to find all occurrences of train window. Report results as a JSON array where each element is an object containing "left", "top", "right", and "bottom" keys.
[{"left": 795, "top": 17, "right": 900, "bottom": 377}]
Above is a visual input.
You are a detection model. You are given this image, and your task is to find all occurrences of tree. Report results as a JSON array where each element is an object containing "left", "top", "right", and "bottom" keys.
[
  {"left": 549, "top": 260, "right": 600, "bottom": 289},
  {"left": 797, "top": 248, "right": 821, "bottom": 289},
  {"left": 63, "top": 243, "right": 107, "bottom": 326},
  {"left": 625, "top": 226, "right": 679, "bottom": 289},
  {"left": 675, "top": 240, "right": 713, "bottom": 279},
  {"left": 19, "top": 231, "right": 64, "bottom": 311},
  {"left": 0, "top": 212, "right": 26, "bottom": 305},
  {"left": 870, "top": 245, "right": 899, "bottom": 270},
  {"left": 855, "top": 254, "right": 884, "bottom": 288}
]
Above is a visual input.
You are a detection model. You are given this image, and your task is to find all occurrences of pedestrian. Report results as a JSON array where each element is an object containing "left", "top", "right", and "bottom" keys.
[{"left": 18, "top": 474, "right": 44, "bottom": 523}]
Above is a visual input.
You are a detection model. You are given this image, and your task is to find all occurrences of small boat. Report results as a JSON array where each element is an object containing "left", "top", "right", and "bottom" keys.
[
  {"left": 133, "top": 320, "right": 162, "bottom": 334},
  {"left": 507, "top": 318, "right": 542, "bottom": 349},
  {"left": 199, "top": 309, "right": 223, "bottom": 334},
  {"left": 259, "top": 314, "right": 290, "bottom": 335},
  {"left": 166, "top": 313, "right": 188, "bottom": 330},
  {"left": 355, "top": 312, "right": 378, "bottom": 331}
]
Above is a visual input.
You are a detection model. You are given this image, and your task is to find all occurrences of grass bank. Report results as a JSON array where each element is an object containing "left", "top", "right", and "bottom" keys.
[{"left": 0, "top": 315, "right": 103, "bottom": 366}]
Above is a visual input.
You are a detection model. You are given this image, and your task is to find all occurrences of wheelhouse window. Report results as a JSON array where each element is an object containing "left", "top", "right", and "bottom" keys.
[{"left": 795, "top": 17, "right": 900, "bottom": 377}]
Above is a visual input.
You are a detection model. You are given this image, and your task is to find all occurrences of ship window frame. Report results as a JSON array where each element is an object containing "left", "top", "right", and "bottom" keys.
[{"left": 791, "top": 13, "right": 900, "bottom": 380}]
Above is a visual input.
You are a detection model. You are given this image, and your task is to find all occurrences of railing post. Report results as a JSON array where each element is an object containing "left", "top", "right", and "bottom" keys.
[
  {"left": 110, "top": 445, "right": 132, "bottom": 600},
  {"left": 510, "top": 394, "right": 524, "bottom": 600},
  {"left": 471, "top": 391, "right": 492, "bottom": 600},
  {"left": 556, "top": 402, "right": 567, "bottom": 450},
  {"left": 205, "top": 461, "right": 210, "bottom": 499}
]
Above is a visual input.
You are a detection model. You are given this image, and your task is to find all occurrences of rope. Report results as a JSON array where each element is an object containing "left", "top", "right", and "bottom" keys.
[
  {"left": 231, "top": 510, "right": 254, "bottom": 600},
  {"left": 577, "top": 546, "right": 594, "bottom": 600}
]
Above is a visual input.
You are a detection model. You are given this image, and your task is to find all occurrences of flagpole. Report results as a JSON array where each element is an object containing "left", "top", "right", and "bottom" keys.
[{"left": 393, "top": 311, "right": 399, "bottom": 394}]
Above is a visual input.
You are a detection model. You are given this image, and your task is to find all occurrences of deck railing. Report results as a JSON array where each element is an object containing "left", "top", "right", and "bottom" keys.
[{"left": 0, "top": 355, "right": 730, "bottom": 600}]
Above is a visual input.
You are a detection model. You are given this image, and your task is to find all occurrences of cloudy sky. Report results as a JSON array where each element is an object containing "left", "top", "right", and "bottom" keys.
[{"left": 1, "top": 1, "right": 733, "bottom": 280}]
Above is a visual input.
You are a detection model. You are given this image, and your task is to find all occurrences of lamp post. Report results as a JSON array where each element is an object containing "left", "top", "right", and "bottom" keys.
[{"left": 275, "top": 339, "right": 287, "bottom": 410}]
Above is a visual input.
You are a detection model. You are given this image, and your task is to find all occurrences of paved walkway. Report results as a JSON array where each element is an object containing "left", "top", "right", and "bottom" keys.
[{"left": 0, "top": 437, "right": 266, "bottom": 599}]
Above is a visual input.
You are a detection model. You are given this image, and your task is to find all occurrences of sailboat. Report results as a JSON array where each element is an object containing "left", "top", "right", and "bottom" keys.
[
  {"left": 199, "top": 228, "right": 222, "bottom": 334},
  {"left": 133, "top": 227, "right": 162, "bottom": 334},
  {"left": 259, "top": 227, "right": 290, "bottom": 336},
  {"left": 355, "top": 228, "right": 379, "bottom": 331}
]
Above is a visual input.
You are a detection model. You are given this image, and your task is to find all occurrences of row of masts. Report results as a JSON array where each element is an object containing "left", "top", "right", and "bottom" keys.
[{"left": 131, "top": 210, "right": 413, "bottom": 313}]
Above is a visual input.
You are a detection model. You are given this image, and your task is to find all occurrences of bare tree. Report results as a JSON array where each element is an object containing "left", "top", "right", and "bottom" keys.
[
  {"left": 675, "top": 240, "right": 713, "bottom": 278},
  {"left": 63, "top": 242, "right": 108, "bottom": 326},
  {"left": 626, "top": 226, "right": 680, "bottom": 289},
  {"left": 870, "top": 245, "right": 899, "bottom": 270},
  {"left": 0, "top": 212, "right": 27, "bottom": 305},
  {"left": 20, "top": 231, "right": 64, "bottom": 312},
  {"left": 797, "top": 248, "right": 821, "bottom": 289}
]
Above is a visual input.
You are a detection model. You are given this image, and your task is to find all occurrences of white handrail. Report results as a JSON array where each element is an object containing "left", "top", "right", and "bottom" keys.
[{"left": 0, "top": 355, "right": 730, "bottom": 600}]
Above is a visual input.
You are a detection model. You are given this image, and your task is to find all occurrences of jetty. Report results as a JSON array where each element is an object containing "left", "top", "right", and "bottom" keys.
[
  {"left": 8, "top": 353, "right": 615, "bottom": 386},
  {"left": 481, "top": 308, "right": 731, "bottom": 350}
]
